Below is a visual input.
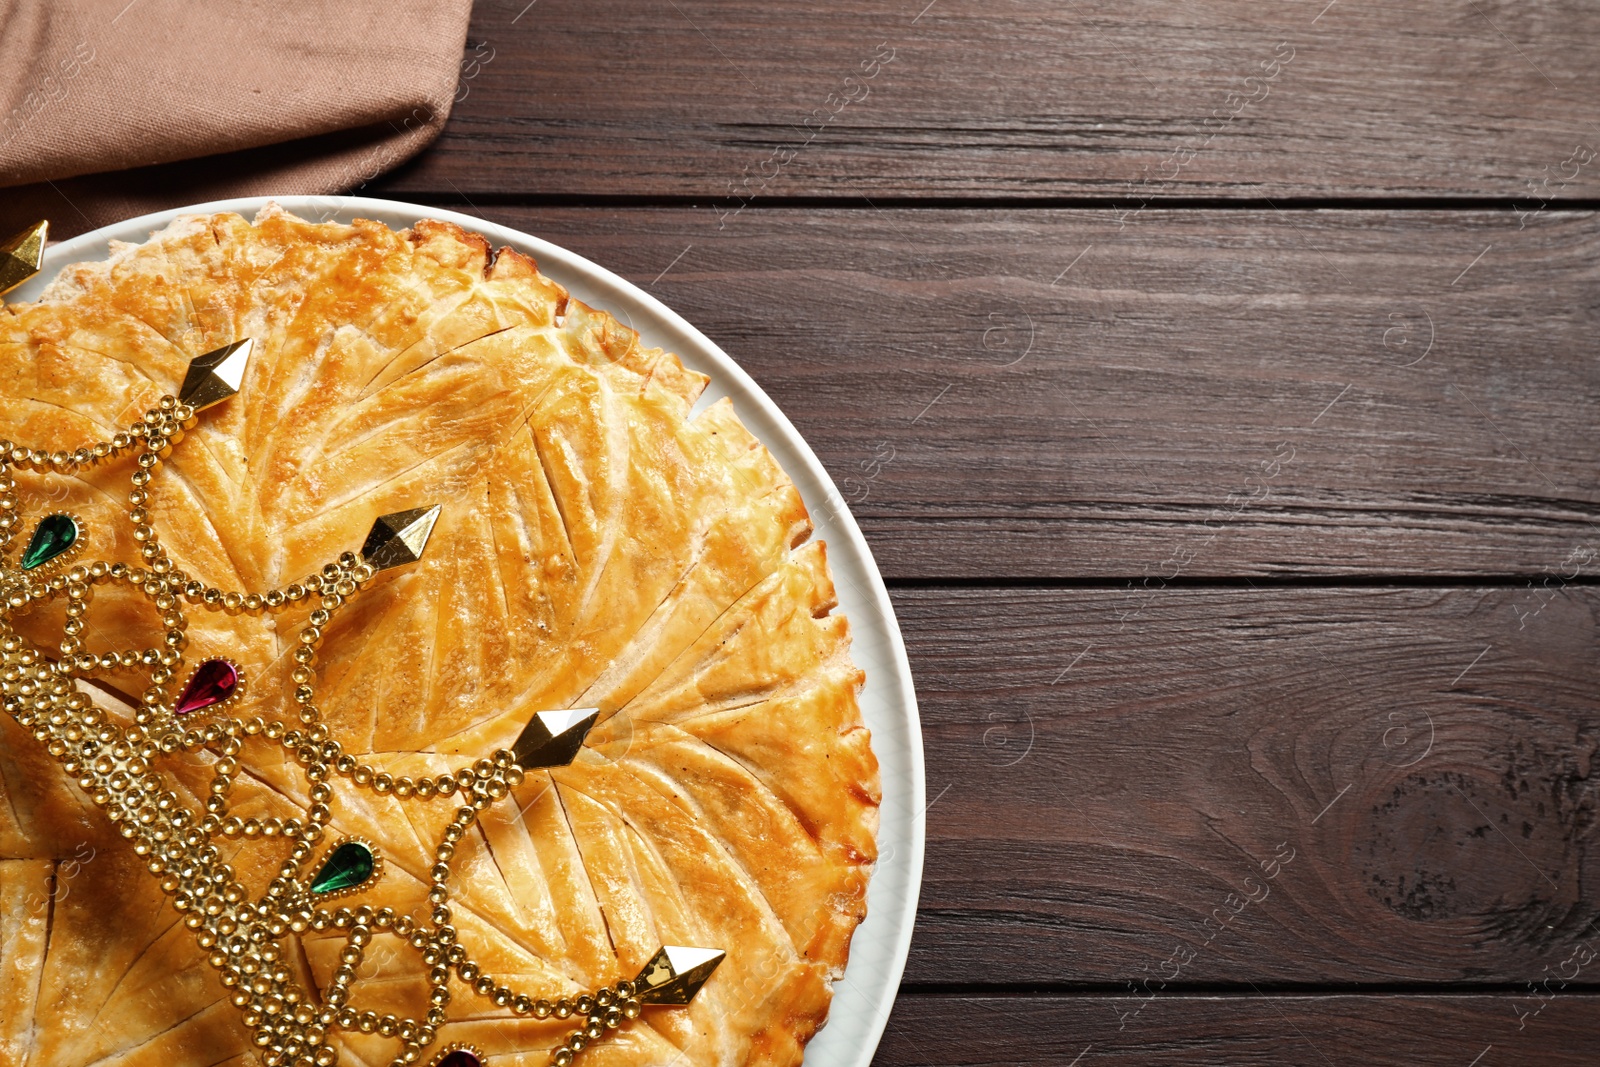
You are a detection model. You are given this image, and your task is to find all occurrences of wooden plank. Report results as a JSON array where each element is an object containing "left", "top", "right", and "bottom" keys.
[
  {"left": 378, "top": 0, "right": 1600, "bottom": 201},
  {"left": 875, "top": 994, "right": 1599, "bottom": 1066},
  {"left": 462, "top": 206, "right": 1599, "bottom": 578},
  {"left": 892, "top": 585, "right": 1600, "bottom": 985}
]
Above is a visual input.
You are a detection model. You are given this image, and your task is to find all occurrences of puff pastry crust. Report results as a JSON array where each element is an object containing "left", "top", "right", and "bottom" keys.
[{"left": 0, "top": 206, "right": 879, "bottom": 1067}]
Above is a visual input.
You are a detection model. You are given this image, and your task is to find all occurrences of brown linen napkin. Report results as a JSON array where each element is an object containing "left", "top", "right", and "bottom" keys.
[{"left": 0, "top": 0, "right": 471, "bottom": 238}]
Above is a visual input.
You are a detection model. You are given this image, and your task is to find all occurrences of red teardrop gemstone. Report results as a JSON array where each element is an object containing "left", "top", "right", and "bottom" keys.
[
  {"left": 175, "top": 659, "right": 239, "bottom": 716},
  {"left": 433, "top": 1052, "right": 482, "bottom": 1067}
]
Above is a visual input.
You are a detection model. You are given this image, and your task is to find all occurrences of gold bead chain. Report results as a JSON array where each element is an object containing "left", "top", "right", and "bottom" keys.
[{"left": 0, "top": 377, "right": 705, "bottom": 1067}]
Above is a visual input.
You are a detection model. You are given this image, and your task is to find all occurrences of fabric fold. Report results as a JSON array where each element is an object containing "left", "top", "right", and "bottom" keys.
[{"left": 0, "top": 0, "right": 471, "bottom": 235}]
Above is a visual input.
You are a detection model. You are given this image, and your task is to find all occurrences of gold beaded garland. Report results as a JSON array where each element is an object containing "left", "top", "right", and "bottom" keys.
[{"left": 0, "top": 333, "right": 723, "bottom": 1067}]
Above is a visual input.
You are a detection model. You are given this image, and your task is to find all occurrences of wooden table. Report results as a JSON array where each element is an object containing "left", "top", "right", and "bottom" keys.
[{"left": 369, "top": 2, "right": 1600, "bottom": 1062}]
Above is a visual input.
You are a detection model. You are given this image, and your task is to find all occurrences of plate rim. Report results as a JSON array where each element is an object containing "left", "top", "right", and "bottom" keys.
[{"left": 22, "top": 195, "right": 925, "bottom": 1067}]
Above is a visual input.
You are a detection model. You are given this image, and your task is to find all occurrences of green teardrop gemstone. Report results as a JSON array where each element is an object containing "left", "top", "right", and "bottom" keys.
[
  {"left": 21, "top": 513, "right": 78, "bottom": 570},
  {"left": 310, "top": 841, "right": 375, "bottom": 895}
]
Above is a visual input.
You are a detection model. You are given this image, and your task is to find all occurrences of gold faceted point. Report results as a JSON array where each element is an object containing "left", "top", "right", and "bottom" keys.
[
  {"left": 361, "top": 505, "right": 441, "bottom": 571},
  {"left": 0, "top": 220, "right": 48, "bottom": 296},
  {"left": 179, "top": 338, "right": 254, "bottom": 411},
  {"left": 633, "top": 945, "right": 725, "bottom": 1005},
  {"left": 512, "top": 707, "right": 599, "bottom": 769}
]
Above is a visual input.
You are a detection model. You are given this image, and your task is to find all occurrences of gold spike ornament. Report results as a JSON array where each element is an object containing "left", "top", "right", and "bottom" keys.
[{"left": 0, "top": 219, "right": 47, "bottom": 296}]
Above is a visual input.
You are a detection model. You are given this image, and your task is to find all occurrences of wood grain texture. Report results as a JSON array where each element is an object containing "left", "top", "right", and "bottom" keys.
[
  {"left": 874, "top": 994, "right": 1599, "bottom": 1066},
  {"left": 360, "top": 0, "right": 1600, "bottom": 1054},
  {"left": 895, "top": 585, "right": 1600, "bottom": 986},
  {"left": 452, "top": 206, "right": 1600, "bottom": 579},
  {"left": 376, "top": 0, "right": 1600, "bottom": 201}
]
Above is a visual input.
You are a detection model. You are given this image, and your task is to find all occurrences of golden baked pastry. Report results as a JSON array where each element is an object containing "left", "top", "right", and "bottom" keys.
[{"left": 0, "top": 206, "right": 879, "bottom": 1067}]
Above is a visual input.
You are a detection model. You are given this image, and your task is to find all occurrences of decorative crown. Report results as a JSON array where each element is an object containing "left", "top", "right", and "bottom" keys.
[{"left": 0, "top": 221, "right": 723, "bottom": 1067}]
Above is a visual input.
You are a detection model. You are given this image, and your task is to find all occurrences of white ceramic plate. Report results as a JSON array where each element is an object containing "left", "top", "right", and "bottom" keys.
[{"left": 12, "top": 196, "right": 924, "bottom": 1067}]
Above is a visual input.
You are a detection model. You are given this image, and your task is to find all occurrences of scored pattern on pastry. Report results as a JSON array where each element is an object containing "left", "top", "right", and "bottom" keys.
[{"left": 0, "top": 207, "right": 879, "bottom": 1067}]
